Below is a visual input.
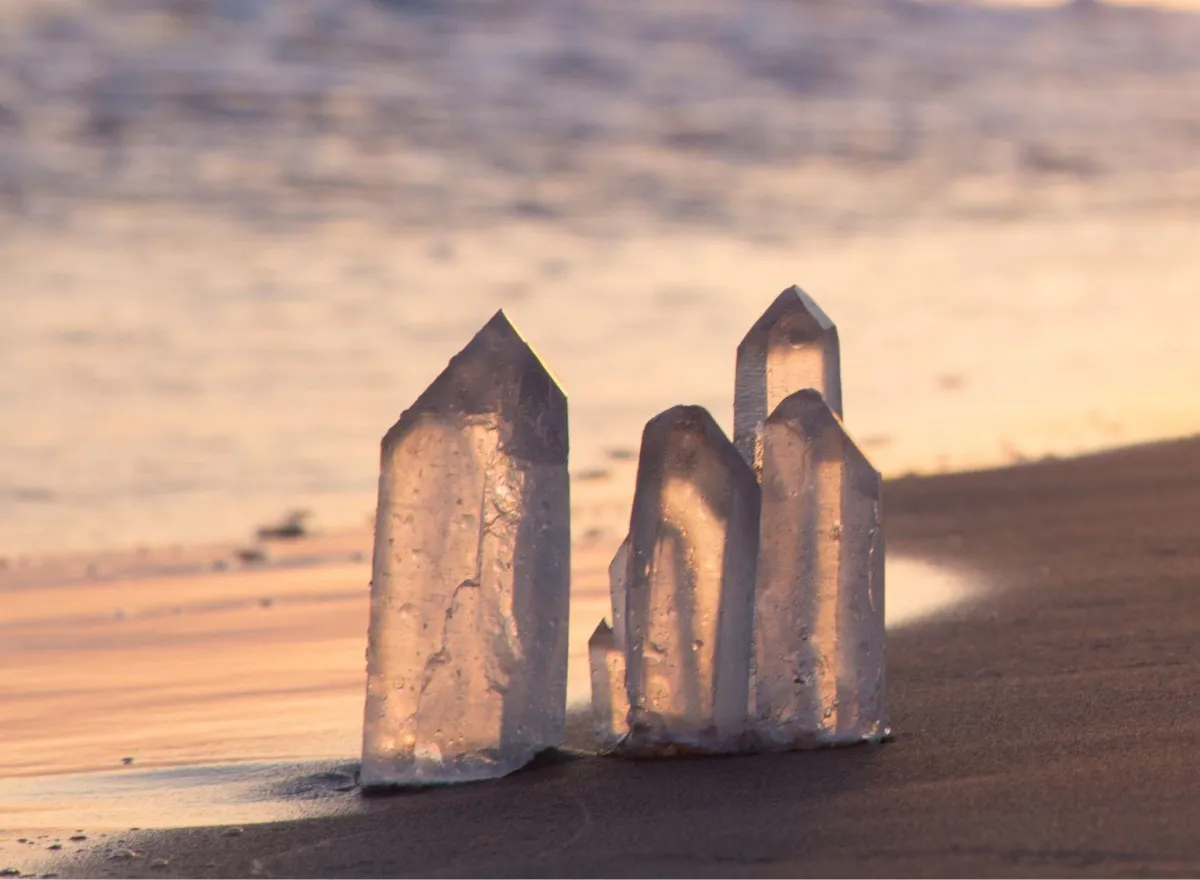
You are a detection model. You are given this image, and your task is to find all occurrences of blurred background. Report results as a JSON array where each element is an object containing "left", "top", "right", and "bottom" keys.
[{"left": 2, "top": 0, "right": 1199, "bottom": 556}]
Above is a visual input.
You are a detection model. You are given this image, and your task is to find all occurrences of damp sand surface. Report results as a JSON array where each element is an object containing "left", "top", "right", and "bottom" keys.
[
  {"left": 2, "top": 437, "right": 1197, "bottom": 876},
  {"left": 0, "top": 454, "right": 977, "bottom": 834}
]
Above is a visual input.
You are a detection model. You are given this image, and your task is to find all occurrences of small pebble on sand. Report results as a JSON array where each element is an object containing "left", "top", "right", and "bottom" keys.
[{"left": 221, "top": 827, "right": 244, "bottom": 838}]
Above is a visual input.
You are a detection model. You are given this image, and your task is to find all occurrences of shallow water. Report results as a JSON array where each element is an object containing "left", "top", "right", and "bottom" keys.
[{"left": 2, "top": 0, "right": 1200, "bottom": 556}]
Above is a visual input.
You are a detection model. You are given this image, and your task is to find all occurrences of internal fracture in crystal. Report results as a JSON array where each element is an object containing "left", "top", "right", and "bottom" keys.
[
  {"left": 733, "top": 286, "right": 843, "bottom": 476},
  {"left": 753, "top": 389, "right": 886, "bottom": 748},
  {"left": 621, "top": 405, "right": 760, "bottom": 754},
  {"left": 361, "top": 311, "right": 570, "bottom": 787}
]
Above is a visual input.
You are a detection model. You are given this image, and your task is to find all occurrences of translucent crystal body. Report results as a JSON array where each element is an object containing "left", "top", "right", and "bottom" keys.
[
  {"left": 588, "top": 539, "right": 631, "bottom": 748},
  {"left": 622, "top": 406, "right": 760, "bottom": 754},
  {"left": 361, "top": 311, "right": 570, "bottom": 787},
  {"left": 753, "top": 389, "right": 885, "bottom": 748},
  {"left": 587, "top": 620, "right": 629, "bottom": 750},
  {"left": 733, "top": 286, "right": 842, "bottom": 476},
  {"left": 608, "top": 536, "right": 630, "bottom": 649}
]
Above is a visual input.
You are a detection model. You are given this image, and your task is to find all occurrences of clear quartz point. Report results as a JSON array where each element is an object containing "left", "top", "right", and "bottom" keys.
[
  {"left": 620, "top": 405, "right": 760, "bottom": 755},
  {"left": 733, "top": 285, "right": 843, "bottom": 477},
  {"left": 587, "top": 620, "right": 629, "bottom": 750},
  {"left": 609, "top": 536, "right": 631, "bottom": 649},
  {"left": 361, "top": 310, "right": 571, "bottom": 787},
  {"left": 588, "top": 538, "right": 632, "bottom": 749},
  {"left": 753, "top": 389, "right": 886, "bottom": 749}
]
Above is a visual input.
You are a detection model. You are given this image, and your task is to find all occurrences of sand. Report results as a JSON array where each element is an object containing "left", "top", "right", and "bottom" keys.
[
  {"left": 1, "top": 436, "right": 1195, "bottom": 877},
  {"left": 0, "top": 446, "right": 975, "bottom": 820}
]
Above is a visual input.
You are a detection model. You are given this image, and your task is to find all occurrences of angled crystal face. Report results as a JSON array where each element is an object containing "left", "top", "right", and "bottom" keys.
[
  {"left": 362, "top": 311, "right": 571, "bottom": 787},
  {"left": 622, "top": 405, "right": 761, "bottom": 755},
  {"left": 608, "top": 536, "right": 631, "bottom": 650},
  {"left": 587, "top": 619, "right": 629, "bottom": 750},
  {"left": 753, "top": 389, "right": 885, "bottom": 749},
  {"left": 381, "top": 310, "right": 568, "bottom": 465},
  {"left": 733, "top": 286, "right": 843, "bottom": 476}
]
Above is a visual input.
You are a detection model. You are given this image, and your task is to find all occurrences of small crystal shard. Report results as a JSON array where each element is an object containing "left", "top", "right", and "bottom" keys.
[
  {"left": 588, "top": 538, "right": 632, "bottom": 748},
  {"left": 621, "top": 405, "right": 761, "bottom": 754},
  {"left": 608, "top": 536, "right": 630, "bottom": 649},
  {"left": 733, "top": 286, "right": 843, "bottom": 476},
  {"left": 587, "top": 620, "right": 629, "bottom": 749},
  {"left": 361, "top": 310, "right": 571, "bottom": 787},
  {"left": 752, "top": 389, "right": 885, "bottom": 748}
]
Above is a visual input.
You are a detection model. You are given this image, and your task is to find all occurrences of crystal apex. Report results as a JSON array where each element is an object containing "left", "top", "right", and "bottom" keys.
[{"left": 382, "top": 310, "right": 567, "bottom": 464}]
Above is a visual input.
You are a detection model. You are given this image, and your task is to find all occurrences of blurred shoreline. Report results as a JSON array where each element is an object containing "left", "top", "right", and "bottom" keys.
[{"left": 4, "top": 0, "right": 1200, "bottom": 556}]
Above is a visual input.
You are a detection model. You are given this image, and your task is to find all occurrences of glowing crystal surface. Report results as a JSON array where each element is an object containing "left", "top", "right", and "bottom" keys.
[
  {"left": 361, "top": 311, "right": 570, "bottom": 787},
  {"left": 622, "top": 406, "right": 760, "bottom": 754},
  {"left": 753, "top": 389, "right": 885, "bottom": 748}
]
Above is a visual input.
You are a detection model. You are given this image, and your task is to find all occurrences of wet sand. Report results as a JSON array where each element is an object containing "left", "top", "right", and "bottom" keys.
[
  {"left": 0, "top": 447, "right": 972, "bottom": 830},
  {"left": 4, "top": 435, "right": 1197, "bottom": 877}
]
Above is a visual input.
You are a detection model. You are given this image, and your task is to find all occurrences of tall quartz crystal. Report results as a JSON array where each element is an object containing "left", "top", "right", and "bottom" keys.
[
  {"left": 733, "top": 286, "right": 842, "bottom": 476},
  {"left": 753, "top": 389, "right": 885, "bottom": 748},
  {"left": 588, "top": 539, "right": 631, "bottom": 748},
  {"left": 622, "top": 406, "right": 760, "bottom": 754},
  {"left": 361, "top": 311, "right": 570, "bottom": 787}
]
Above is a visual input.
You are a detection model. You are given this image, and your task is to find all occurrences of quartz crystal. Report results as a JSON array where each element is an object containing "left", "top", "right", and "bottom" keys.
[
  {"left": 753, "top": 389, "right": 886, "bottom": 748},
  {"left": 733, "top": 286, "right": 842, "bottom": 476},
  {"left": 622, "top": 406, "right": 760, "bottom": 754},
  {"left": 587, "top": 620, "right": 629, "bottom": 749},
  {"left": 361, "top": 311, "right": 570, "bottom": 787},
  {"left": 588, "top": 539, "right": 631, "bottom": 748},
  {"left": 608, "top": 536, "right": 631, "bottom": 649}
]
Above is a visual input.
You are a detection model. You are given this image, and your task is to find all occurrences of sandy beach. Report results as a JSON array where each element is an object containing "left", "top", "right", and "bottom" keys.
[
  {"left": 3, "top": 437, "right": 1197, "bottom": 876},
  {"left": 3, "top": 0, "right": 1200, "bottom": 875}
]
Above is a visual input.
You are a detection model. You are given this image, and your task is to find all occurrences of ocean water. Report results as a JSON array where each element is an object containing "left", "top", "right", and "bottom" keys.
[{"left": 2, "top": 0, "right": 1200, "bottom": 555}]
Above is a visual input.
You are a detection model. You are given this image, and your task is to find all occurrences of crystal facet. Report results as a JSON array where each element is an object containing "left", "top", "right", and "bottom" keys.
[
  {"left": 608, "top": 536, "right": 631, "bottom": 649},
  {"left": 733, "top": 286, "right": 842, "bottom": 476},
  {"left": 752, "top": 389, "right": 885, "bottom": 748},
  {"left": 361, "top": 311, "right": 570, "bottom": 787},
  {"left": 621, "top": 406, "right": 761, "bottom": 754}
]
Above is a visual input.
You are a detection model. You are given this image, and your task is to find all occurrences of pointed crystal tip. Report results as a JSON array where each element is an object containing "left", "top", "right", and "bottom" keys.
[
  {"left": 739, "top": 286, "right": 836, "bottom": 350},
  {"left": 383, "top": 311, "right": 567, "bottom": 463},
  {"left": 766, "top": 387, "right": 834, "bottom": 429},
  {"left": 588, "top": 619, "right": 615, "bottom": 646}
]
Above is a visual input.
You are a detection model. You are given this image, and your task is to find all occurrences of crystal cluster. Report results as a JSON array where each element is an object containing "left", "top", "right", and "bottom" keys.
[
  {"left": 589, "top": 285, "right": 886, "bottom": 755},
  {"left": 361, "top": 311, "right": 570, "bottom": 787},
  {"left": 359, "top": 286, "right": 884, "bottom": 781}
]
